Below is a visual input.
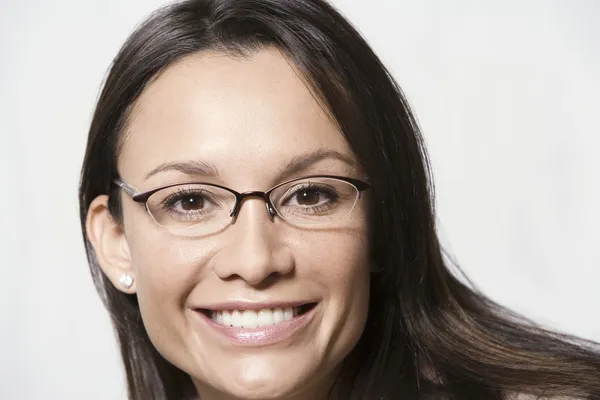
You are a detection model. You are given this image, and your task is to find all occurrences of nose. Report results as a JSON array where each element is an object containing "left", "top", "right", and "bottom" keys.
[{"left": 212, "top": 197, "right": 294, "bottom": 286}]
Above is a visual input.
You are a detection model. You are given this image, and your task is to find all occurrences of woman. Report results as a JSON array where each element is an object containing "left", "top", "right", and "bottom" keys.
[{"left": 78, "top": 0, "right": 600, "bottom": 399}]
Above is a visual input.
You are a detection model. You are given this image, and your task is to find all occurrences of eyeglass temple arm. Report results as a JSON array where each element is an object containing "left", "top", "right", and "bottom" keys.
[{"left": 113, "top": 179, "right": 138, "bottom": 197}]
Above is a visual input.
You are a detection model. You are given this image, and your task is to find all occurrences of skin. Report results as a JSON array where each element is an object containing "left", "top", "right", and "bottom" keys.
[{"left": 86, "top": 48, "right": 371, "bottom": 400}]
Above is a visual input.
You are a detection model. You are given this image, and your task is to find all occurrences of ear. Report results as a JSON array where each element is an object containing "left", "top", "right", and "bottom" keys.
[{"left": 86, "top": 195, "right": 136, "bottom": 294}]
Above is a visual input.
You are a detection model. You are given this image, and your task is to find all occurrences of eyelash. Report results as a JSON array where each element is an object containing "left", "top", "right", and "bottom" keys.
[
  {"left": 160, "top": 188, "right": 213, "bottom": 214},
  {"left": 281, "top": 183, "right": 339, "bottom": 210}
]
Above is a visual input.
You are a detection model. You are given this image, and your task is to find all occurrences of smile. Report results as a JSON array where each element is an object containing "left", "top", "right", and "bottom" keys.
[
  {"left": 192, "top": 302, "right": 318, "bottom": 346},
  {"left": 205, "top": 304, "right": 316, "bottom": 328}
]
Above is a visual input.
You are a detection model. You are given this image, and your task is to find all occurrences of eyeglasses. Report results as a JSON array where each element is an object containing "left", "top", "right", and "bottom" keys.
[{"left": 114, "top": 175, "right": 371, "bottom": 236}]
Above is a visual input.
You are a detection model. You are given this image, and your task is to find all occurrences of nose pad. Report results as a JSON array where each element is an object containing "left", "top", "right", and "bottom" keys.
[
  {"left": 230, "top": 192, "right": 276, "bottom": 224},
  {"left": 266, "top": 202, "right": 276, "bottom": 222}
]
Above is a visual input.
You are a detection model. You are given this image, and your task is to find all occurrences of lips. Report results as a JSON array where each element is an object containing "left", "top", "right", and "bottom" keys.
[
  {"left": 197, "top": 303, "right": 317, "bottom": 328},
  {"left": 191, "top": 302, "right": 318, "bottom": 346}
]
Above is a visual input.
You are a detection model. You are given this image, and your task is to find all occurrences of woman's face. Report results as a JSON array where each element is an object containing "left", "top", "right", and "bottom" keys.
[{"left": 92, "top": 48, "right": 370, "bottom": 399}]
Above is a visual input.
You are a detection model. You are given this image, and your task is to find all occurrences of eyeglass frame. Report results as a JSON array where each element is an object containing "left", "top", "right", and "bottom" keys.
[{"left": 113, "top": 174, "right": 371, "bottom": 226}]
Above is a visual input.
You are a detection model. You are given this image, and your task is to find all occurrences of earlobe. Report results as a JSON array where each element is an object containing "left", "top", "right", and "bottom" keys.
[{"left": 85, "top": 195, "right": 137, "bottom": 294}]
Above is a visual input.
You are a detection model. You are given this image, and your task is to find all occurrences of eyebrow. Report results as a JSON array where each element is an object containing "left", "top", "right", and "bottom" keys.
[
  {"left": 144, "top": 159, "right": 219, "bottom": 181},
  {"left": 280, "top": 149, "right": 356, "bottom": 177},
  {"left": 143, "top": 148, "right": 357, "bottom": 181}
]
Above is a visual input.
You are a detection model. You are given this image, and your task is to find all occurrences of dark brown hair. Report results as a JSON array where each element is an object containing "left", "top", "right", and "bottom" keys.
[{"left": 79, "top": 0, "right": 600, "bottom": 399}]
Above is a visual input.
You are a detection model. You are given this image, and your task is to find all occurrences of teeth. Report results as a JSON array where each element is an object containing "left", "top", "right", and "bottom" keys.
[
  {"left": 210, "top": 307, "right": 296, "bottom": 328},
  {"left": 257, "top": 309, "right": 273, "bottom": 326},
  {"left": 273, "top": 308, "right": 283, "bottom": 324}
]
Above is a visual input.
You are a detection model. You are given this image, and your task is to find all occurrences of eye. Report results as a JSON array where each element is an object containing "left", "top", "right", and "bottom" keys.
[
  {"left": 283, "top": 184, "right": 339, "bottom": 208},
  {"left": 147, "top": 184, "right": 237, "bottom": 226},
  {"left": 176, "top": 193, "right": 205, "bottom": 211},
  {"left": 293, "top": 188, "right": 326, "bottom": 206},
  {"left": 162, "top": 189, "right": 215, "bottom": 214}
]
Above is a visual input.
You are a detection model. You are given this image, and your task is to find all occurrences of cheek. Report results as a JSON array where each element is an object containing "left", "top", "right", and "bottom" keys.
[
  {"left": 299, "top": 226, "right": 370, "bottom": 293},
  {"left": 125, "top": 226, "right": 216, "bottom": 354},
  {"left": 123, "top": 201, "right": 218, "bottom": 295},
  {"left": 297, "top": 230, "right": 371, "bottom": 354},
  {"left": 130, "top": 235, "right": 195, "bottom": 301}
]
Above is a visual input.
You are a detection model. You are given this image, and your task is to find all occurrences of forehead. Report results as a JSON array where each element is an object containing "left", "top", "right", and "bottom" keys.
[{"left": 118, "top": 48, "right": 354, "bottom": 188}]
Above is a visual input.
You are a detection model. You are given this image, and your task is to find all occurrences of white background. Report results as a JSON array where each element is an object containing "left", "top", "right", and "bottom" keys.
[{"left": 1, "top": 0, "right": 599, "bottom": 399}]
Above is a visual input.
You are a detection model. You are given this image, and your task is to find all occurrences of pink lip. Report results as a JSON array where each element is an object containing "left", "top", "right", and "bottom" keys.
[{"left": 190, "top": 305, "right": 318, "bottom": 347}]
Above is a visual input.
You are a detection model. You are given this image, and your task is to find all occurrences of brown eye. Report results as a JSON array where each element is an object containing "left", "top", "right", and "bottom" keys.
[
  {"left": 295, "top": 189, "right": 321, "bottom": 206},
  {"left": 281, "top": 183, "right": 340, "bottom": 210},
  {"left": 150, "top": 184, "right": 237, "bottom": 226},
  {"left": 179, "top": 195, "right": 205, "bottom": 211},
  {"left": 161, "top": 189, "right": 211, "bottom": 213}
]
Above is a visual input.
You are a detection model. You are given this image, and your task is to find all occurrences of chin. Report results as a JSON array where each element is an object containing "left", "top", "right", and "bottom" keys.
[
  {"left": 189, "top": 353, "right": 330, "bottom": 400},
  {"left": 226, "top": 385, "right": 299, "bottom": 400},
  {"left": 198, "top": 373, "right": 314, "bottom": 400}
]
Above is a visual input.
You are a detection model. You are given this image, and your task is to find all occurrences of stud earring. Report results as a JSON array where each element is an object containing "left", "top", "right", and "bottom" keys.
[{"left": 119, "top": 274, "right": 134, "bottom": 289}]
